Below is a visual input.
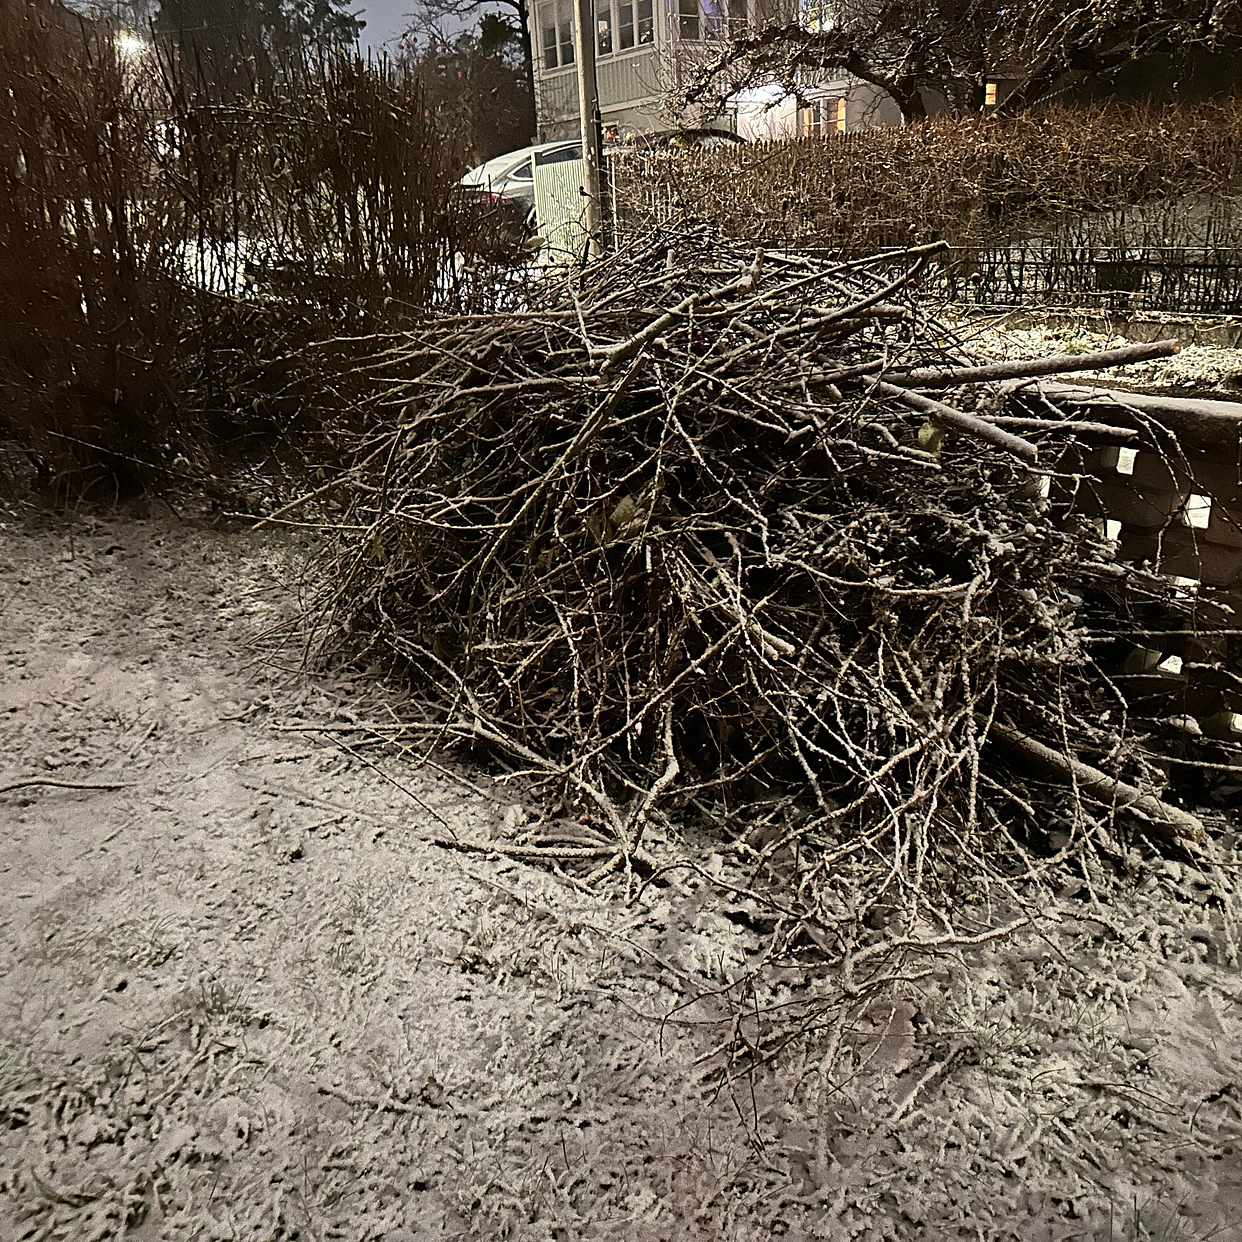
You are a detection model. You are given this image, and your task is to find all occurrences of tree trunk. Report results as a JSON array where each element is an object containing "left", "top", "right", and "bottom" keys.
[
  {"left": 840, "top": 57, "right": 930, "bottom": 122},
  {"left": 887, "top": 81, "right": 929, "bottom": 121},
  {"left": 516, "top": 0, "right": 538, "bottom": 143}
]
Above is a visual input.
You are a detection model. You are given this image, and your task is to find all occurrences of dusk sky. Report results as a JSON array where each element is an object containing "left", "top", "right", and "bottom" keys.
[{"left": 355, "top": 0, "right": 421, "bottom": 52}]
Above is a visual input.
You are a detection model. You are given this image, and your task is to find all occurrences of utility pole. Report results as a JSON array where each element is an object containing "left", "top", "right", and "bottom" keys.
[{"left": 572, "top": 0, "right": 604, "bottom": 260}]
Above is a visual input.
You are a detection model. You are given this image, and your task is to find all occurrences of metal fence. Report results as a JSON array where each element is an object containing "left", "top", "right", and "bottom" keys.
[
  {"left": 720, "top": 237, "right": 1242, "bottom": 316},
  {"left": 612, "top": 148, "right": 1242, "bottom": 317},
  {"left": 937, "top": 241, "right": 1242, "bottom": 315}
]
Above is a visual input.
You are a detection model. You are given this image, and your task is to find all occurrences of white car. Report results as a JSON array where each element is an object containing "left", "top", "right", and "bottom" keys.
[
  {"left": 459, "top": 140, "right": 585, "bottom": 232},
  {"left": 458, "top": 130, "right": 746, "bottom": 264},
  {"left": 459, "top": 130, "right": 746, "bottom": 211}
]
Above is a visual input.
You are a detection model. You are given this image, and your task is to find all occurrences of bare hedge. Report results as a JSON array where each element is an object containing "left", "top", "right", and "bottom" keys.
[{"left": 612, "top": 99, "right": 1242, "bottom": 252}]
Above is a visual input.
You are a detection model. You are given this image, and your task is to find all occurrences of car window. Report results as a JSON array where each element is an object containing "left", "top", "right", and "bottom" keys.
[
  {"left": 535, "top": 144, "right": 582, "bottom": 166},
  {"left": 507, "top": 159, "right": 533, "bottom": 181}
]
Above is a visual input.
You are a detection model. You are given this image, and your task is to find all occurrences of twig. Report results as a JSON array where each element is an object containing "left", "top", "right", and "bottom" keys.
[
  {"left": 600, "top": 250, "right": 764, "bottom": 373},
  {"left": 316, "top": 1081, "right": 419, "bottom": 1116},
  {"left": 429, "top": 837, "right": 617, "bottom": 861},
  {"left": 313, "top": 729, "right": 449, "bottom": 829},
  {"left": 0, "top": 777, "right": 134, "bottom": 795}
]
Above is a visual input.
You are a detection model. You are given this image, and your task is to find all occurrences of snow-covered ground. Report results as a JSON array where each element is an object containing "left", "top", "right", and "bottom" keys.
[
  {"left": 2, "top": 511, "right": 1241, "bottom": 1240},
  {"left": 945, "top": 312, "right": 1242, "bottom": 394}
]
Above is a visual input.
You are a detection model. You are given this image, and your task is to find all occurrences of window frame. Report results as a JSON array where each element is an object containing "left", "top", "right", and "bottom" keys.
[
  {"left": 636, "top": 0, "right": 655, "bottom": 44},
  {"left": 801, "top": 0, "right": 837, "bottom": 33},
  {"left": 534, "top": 142, "right": 584, "bottom": 166},
  {"left": 541, "top": 0, "right": 747, "bottom": 66},
  {"left": 803, "top": 94, "right": 846, "bottom": 138},
  {"left": 677, "top": 0, "right": 748, "bottom": 42},
  {"left": 539, "top": 0, "right": 577, "bottom": 70},
  {"left": 594, "top": 0, "right": 657, "bottom": 56},
  {"left": 678, "top": 0, "right": 700, "bottom": 39}
]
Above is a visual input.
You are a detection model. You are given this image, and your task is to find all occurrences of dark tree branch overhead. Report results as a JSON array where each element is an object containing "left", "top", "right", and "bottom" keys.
[{"left": 675, "top": 0, "right": 1242, "bottom": 123}]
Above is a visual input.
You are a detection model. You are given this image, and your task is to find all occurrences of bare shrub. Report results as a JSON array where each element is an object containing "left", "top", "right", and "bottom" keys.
[
  {"left": 0, "top": 0, "right": 506, "bottom": 500},
  {"left": 0, "top": 2, "right": 187, "bottom": 494}
]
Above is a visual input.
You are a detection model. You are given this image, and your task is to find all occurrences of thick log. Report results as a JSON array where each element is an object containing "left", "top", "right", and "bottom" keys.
[
  {"left": 1009, "top": 382, "right": 1242, "bottom": 450},
  {"left": 891, "top": 340, "right": 1180, "bottom": 388},
  {"left": 990, "top": 722, "right": 1208, "bottom": 850},
  {"left": 873, "top": 380, "right": 1039, "bottom": 462}
]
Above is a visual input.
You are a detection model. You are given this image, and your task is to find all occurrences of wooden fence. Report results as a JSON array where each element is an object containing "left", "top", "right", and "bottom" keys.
[{"left": 1053, "top": 404, "right": 1242, "bottom": 750}]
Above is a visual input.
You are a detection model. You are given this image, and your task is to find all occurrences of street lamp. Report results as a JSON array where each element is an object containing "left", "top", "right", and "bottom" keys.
[{"left": 114, "top": 29, "right": 150, "bottom": 62}]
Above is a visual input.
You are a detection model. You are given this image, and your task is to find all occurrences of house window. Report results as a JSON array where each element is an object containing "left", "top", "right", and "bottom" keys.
[
  {"left": 984, "top": 80, "right": 998, "bottom": 107},
  {"left": 537, "top": 143, "right": 583, "bottom": 163},
  {"left": 802, "top": 0, "right": 835, "bottom": 32},
  {"left": 803, "top": 95, "right": 846, "bottom": 137},
  {"left": 596, "top": 0, "right": 656, "bottom": 54},
  {"left": 541, "top": 0, "right": 575, "bottom": 70},
  {"left": 678, "top": 0, "right": 746, "bottom": 41},
  {"left": 638, "top": 0, "right": 654, "bottom": 42},
  {"left": 617, "top": 0, "right": 635, "bottom": 48},
  {"left": 703, "top": 0, "right": 747, "bottom": 36}
]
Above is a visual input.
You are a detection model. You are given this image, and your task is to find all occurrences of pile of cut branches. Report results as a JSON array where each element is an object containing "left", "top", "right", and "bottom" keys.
[{"left": 303, "top": 229, "right": 1226, "bottom": 914}]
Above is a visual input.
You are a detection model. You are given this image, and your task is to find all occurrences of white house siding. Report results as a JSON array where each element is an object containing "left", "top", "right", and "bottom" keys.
[
  {"left": 540, "top": 99, "right": 670, "bottom": 140},
  {"left": 532, "top": 0, "right": 905, "bottom": 142},
  {"left": 537, "top": 68, "right": 578, "bottom": 138},
  {"left": 537, "top": 47, "right": 666, "bottom": 140},
  {"left": 598, "top": 47, "right": 665, "bottom": 115},
  {"left": 734, "top": 89, "right": 799, "bottom": 142},
  {"left": 736, "top": 78, "right": 905, "bottom": 142},
  {"left": 535, "top": 0, "right": 757, "bottom": 139}
]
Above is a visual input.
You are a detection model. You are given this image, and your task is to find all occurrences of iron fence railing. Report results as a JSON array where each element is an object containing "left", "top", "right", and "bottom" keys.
[
  {"left": 722, "top": 238, "right": 1242, "bottom": 316},
  {"left": 937, "top": 242, "right": 1242, "bottom": 315}
]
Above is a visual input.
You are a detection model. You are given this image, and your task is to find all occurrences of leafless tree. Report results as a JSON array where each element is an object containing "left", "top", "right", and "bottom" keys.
[
  {"left": 398, "top": 14, "right": 535, "bottom": 163},
  {"left": 402, "top": 0, "right": 538, "bottom": 142},
  {"left": 677, "top": 0, "right": 1242, "bottom": 122}
]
